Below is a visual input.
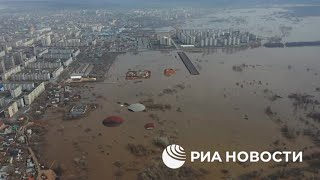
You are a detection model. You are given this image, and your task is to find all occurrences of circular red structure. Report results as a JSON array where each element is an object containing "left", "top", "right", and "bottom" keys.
[
  {"left": 144, "top": 123, "right": 155, "bottom": 130},
  {"left": 103, "top": 116, "right": 124, "bottom": 127}
]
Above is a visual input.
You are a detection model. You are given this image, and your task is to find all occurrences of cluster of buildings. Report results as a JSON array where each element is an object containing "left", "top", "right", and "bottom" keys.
[
  {"left": 0, "top": 11, "right": 97, "bottom": 178},
  {"left": 73, "top": 63, "right": 93, "bottom": 77},
  {"left": 0, "top": 7, "right": 202, "bottom": 179},
  {"left": 175, "top": 29, "right": 258, "bottom": 47},
  {"left": 159, "top": 35, "right": 172, "bottom": 46},
  {"left": 53, "top": 39, "right": 89, "bottom": 47},
  {"left": 0, "top": 46, "right": 81, "bottom": 118},
  {"left": 0, "top": 119, "right": 38, "bottom": 180},
  {"left": 0, "top": 19, "right": 85, "bottom": 119},
  {"left": 0, "top": 82, "right": 45, "bottom": 118}
]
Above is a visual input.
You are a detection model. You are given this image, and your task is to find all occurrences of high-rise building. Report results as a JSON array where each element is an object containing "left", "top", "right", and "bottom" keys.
[
  {"left": 10, "top": 56, "right": 15, "bottom": 67},
  {"left": 190, "top": 36, "right": 196, "bottom": 45},
  {"left": 224, "top": 39, "right": 228, "bottom": 46},
  {"left": 33, "top": 46, "right": 37, "bottom": 56},
  {"left": 46, "top": 35, "right": 51, "bottom": 46},
  {"left": 209, "top": 38, "right": 213, "bottom": 46},
  {"left": 228, "top": 37, "right": 232, "bottom": 46},
  {"left": 232, "top": 37, "right": 236, "bottom": 46},
  {"left": 159, "top": 36, "right": 172, "bottom": 46},
  {"left": 42, "top": 35, "right": 51, "bottom": 46},
  {"left": 0, "top": 58, "right": 5, "bottom": 73},
  {"left": 205, "top": 38, "right": 209, "bottom": 47},
  {"left": 0, "top": 51, "right": 5, "bottom": 58},
  {"left": 236, "top": 38, "right": 241, "bottom": 45},
  {"left": 201, "top": 39, "right": 205, "bottom": 47},
  {"left": 214, "top": 39, "right": 218, "bottom": 46}
]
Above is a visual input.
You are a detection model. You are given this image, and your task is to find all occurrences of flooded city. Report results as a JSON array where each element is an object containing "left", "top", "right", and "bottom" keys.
[
  {"left": 1, "top": 1, "right": 320, "bottom": 180},
  {"left": 37, "top": 47, "right": 320, "bottom": 179}
]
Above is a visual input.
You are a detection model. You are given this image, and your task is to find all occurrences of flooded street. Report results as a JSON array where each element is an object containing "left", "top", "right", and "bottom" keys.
[{"left": 42, "top": 47, "right": 320, "bottom": 179}]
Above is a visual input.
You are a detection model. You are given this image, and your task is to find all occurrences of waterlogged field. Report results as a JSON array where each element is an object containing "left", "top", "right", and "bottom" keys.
[{"left": 40, "top": 47, "right": 320, "bottom": 179}]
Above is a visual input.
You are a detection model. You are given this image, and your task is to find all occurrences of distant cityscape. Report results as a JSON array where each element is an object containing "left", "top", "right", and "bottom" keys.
[
  {"left": 0, "top": 7, "right": 317, "bottom": 120},
  {"left": 172, "top": 29, "right": 258, "bottom": 47}
]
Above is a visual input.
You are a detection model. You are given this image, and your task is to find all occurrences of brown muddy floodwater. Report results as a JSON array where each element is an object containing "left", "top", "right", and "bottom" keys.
[{"left": 42, "top": 47, "right": 320, "bottom": 179}]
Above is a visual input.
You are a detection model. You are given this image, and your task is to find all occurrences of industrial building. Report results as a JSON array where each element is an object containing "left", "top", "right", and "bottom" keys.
[
  {"left": 70, "top": 73, "right": 83, "bottom": 80},
  {"left": 74, "top": 64, "right": 93, "bottom": 76}
]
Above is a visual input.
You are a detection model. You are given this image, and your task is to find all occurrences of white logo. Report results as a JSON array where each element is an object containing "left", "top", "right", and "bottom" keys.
[
  {"left": 162, "top": 145, "right": 303, "bottom": 169},
  {"left": 162, "top": 144, "right": 186, "bottom": 169}
]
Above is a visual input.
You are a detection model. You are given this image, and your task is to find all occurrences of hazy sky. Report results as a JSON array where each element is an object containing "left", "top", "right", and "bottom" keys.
[{"left": 1, "top": 0, "right": 319, "bottom": 8}]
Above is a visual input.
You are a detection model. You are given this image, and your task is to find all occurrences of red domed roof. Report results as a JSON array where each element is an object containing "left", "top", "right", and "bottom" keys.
[{"left": 102, "top": 116, "right": 124, "bottom": 127}]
